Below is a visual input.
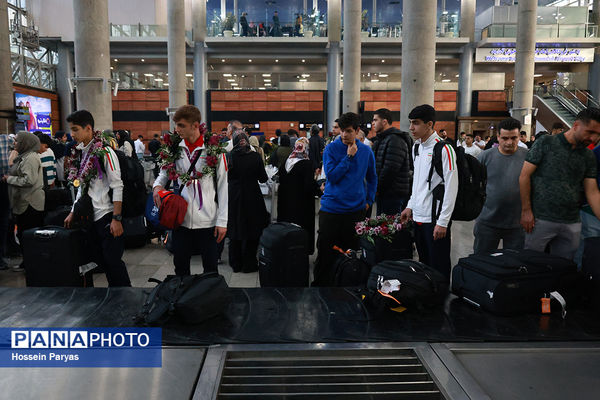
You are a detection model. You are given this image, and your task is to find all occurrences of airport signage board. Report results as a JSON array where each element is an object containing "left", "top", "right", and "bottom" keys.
[{"left": 476, "top": 47, "right": 594, "bottom": 63}]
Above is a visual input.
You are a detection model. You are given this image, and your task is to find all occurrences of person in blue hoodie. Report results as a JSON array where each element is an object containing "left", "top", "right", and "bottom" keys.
[{"left": 312, "top": 112, "right": 377, "bottom": 286}]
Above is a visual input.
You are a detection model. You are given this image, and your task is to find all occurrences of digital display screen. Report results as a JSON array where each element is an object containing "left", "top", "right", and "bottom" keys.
[{"left": 14, "top": 93, "right": 52, "bottom": 134}]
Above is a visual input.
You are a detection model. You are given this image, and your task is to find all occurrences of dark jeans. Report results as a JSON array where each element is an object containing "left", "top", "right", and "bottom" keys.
[
  {"left": 0, "top": 182, "right": 9, "bottom": 258},
  {"left": 171, "top": 227, "right": 218, "bottom": 276},
  {"left": 414, "top": 222, "right": 452, "bottom": 281},
  {"left": 473, "top": 220, "right": 525, "bottom": 255},
  {"left": 377, "top": 195, "right": 409, "bottom": 216},
  {"left": 91, "top": 213, "right": 131, "bottom": 287},
  {"left": 229, "top": 238, "right": 259, "bottom": 273},
  {"left": 313, "top": 209, "right": 366, "bottom": 286},
  {"left": 16, "top": 206, "right": 44, "bottom": 249}
]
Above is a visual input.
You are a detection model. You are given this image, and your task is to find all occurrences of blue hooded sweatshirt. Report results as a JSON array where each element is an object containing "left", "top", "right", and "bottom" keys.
[{"left": 321, "top": 138, "right": 377, "bottom": 214}]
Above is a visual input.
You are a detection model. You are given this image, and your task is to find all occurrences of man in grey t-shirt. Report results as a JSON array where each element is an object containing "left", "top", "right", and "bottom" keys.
[{"left": 474, "top": 118, "right": 528, "bottom": 254}]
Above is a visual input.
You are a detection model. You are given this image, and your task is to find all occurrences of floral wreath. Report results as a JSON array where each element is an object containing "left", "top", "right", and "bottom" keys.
[
  {"left": 157, "top": 123, "right": 227, "bottom": 186},
  {"left": 65, "top": 131, "right": 116, "bottom": 193},
  {"left": 355, "top": 213, "right": 407, "bottom": 245}
]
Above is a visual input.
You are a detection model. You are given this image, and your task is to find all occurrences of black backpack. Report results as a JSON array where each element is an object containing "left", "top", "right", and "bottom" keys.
[
  {"left": 102, "top": 148, "right": 147, "bottom": 217},
  {"left": 333, "top": 250, "right": 371, "bottom": 287},
  {"left": 427, "top": 140, "right": 487, "bottom": 222},
  {"left": 135, "top": 272, "right": 232, "bottom": 326},
  {"left": 367, "top": 260, "right": 448, "bottom": 311}
]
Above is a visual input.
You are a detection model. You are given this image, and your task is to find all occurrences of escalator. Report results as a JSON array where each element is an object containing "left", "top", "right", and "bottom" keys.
[{"left": 533, "top": 83, "right": 600, "bottom": 131}]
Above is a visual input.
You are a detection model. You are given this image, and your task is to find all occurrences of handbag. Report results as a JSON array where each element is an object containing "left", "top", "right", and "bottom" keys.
[
  {"left": 157, "top": 150, "right": 202, "bottom": 230},
  {"left": 72, "top": 191, "right": 94, "bottom": 227}
]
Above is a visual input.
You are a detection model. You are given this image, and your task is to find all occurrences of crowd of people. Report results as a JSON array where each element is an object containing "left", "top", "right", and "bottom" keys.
[{"left": 1, "top": 103, "right": 599, "bottom": 289}]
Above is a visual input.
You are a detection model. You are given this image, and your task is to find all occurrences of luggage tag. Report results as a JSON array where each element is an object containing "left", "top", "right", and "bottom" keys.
[{"left": 541, "top": 292, "right": 567, "bottom": 319}]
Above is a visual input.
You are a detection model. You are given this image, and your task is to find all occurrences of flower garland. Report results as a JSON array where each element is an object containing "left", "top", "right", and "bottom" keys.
[
  {"left": 65, "top": 131, "right": 113, "bottom": 193},
  {"left": 355, "top": 213, "right": 406, "bottom": 245},
  {"left": 157, "top": 123, "right": 227, "bottom": 186}
]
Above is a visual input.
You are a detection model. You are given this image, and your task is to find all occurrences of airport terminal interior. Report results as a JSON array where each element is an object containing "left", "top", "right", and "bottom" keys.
[{"left": 1, "top": 0, "right": 600, "bottom": 399}]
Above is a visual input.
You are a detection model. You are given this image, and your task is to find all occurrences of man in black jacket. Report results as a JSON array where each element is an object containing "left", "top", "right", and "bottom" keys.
[{"left": 371, "top": 108, "right": 413, "bottom": 215}]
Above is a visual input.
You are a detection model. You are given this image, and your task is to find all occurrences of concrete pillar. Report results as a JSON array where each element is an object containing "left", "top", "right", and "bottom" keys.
[
  {"left": 594, "top": 0, "right": 600, "bottom": 25},
  {"left": 168, "top": 0, "right": 187, "bottom": 126},
  {"left": 458, "top": 0, "right": 475, "bottom": 117},
  {"left": 193, "top": 0, "right": 208, "bottom": 121},
  {"left": 72, "top": 0, "right": 112, "bottom": 131},
  {"left": 400, "top": 0, "right": 437, "bottom": 132},
  {"left": 0, "top": 0, "right": 14, "bottom": 133},
  {"left": 512, "top": 0, "right": 537, "bottom": 135},
  {"left": 342, "top": 0, "right": 361, "bottom": 114},
  {"left": 327, "top": 42, "right": 341, "bottom": 131},
  {"left": 220, "top": 0, "right": 226, "bottom": 19},
  {"left": 233, "top": 0, "right": 238, "bottom": 32},
  {"left": 313, "top": 0, "right": 318, "bottom": 13},
  {"left": 590, "top": 1, "right": 600, "bottom": 99},
  {"left": 56, "top": 44, "right": 75, "bottom": 131},
  {"left": 303, "top": 0, "right": 307, "bottom": 14},
  {"left": 373, "top": 0, "right": 377, "bottom": 25},
  {"left": 328, "top": 0, "right": 341, "bottom": 43}
]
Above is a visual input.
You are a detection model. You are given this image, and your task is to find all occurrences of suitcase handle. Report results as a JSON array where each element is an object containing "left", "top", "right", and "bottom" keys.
[{"left": 33, "top": 229, "right": 59, "bottom": 240}]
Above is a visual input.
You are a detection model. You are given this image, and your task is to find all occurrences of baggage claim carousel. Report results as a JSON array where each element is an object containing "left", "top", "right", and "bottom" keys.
[{"left": 1, "top": 286, "right": 600, "bottom": 399}]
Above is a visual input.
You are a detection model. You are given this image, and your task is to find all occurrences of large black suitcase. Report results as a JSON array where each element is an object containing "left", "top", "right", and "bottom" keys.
[
  {"left": 452, "top": 249, "right": 577, "bottom": 315},
  {"left": 43, "top": 205, "right": 72, "bottom": 227},
  {"left": 22, "top": 226, "right": 93, "bottom": 287},
  {"left": 123, "top": 215, "right": 148, "bottom": 249},
  {"left": 258, "top": 222, "right": 309, "bottom": 287}
]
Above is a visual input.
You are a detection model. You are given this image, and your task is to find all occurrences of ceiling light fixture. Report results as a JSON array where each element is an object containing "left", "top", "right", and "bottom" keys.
[
  {"left": 299, "top": 79, "right": 307, "bottom": 82},
  {"left": 223, "top": 73, "right": 232, "bottom": 77},
  {"left": 231, "top": 83, "right": 238, "bottom": 86},
  {"left": 301, "top": 74, "right": 310, "bottom": 78},
  {"left": 533, "top": 74, "right": 543, "bottom": 77},
  {"left": 141, "top": 59, "right": 145, "bottom": 62},
  {"left": 221, "top": 59, "right": 225, "bottom": 62},
  {"left": 227, "top": 79, "right": 235, "bottom": 82},
  {"left": 264, "top": 79, "right": 271, "bottom": 82},
  {"left": 265, "top": 83, "right": 271, "bottom": 86},
  {"left": 302, "top": 59, "right": 306, "bottom": 63},
  {"left": 185, "top": 73, "right": 193, "bottom": 77},
  {"left": 114, "top": 58, "right": 118, "bottom": 62},
  {"left": 371, "top": 79, "right": 379, "bottom": 82},
  {"left": 379, "top": 74, "right": 388, "bottom": 77},
  {"left": 381, "top": 59, "right": 385, "bottom": 63},
  {"left": 275, "top": 59, "right": 279, "bottom": 62},
  {"left": 262, "top": 74, "right": 271, "bottom": 77},
  {"left": 144, "top": 73, "right": 154, "bottom": 77},
  {"left": 248, "top": 59, "right": 252, "bottom": 62},
  {"left": 259, "top": 87, "right": 266, "bottom": 90},
  {"left": 154, "top": 78, "right": 163, "bottom": 81},
  {"left": 441, "top": 79, "right": 451, "bottom": 82}
]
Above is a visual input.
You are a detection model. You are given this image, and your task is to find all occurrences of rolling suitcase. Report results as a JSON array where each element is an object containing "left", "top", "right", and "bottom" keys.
[
  {"left": 43, "top": 205, "right": 72, "bottom": 227},
  {"left": 258, "top": 222, "right": 309, "bottom": 287},
  {"left": 333, "top": 248, "right": 371, "bottom": 287},
  {"left": 22, "top": 226, "right": 93, "bottom": 287},
  {"left": 123, "top": 215, "right": 148, "bottom": 249},
  {"left": 452, "top": 249, "right": 577, "bottom": 315}
]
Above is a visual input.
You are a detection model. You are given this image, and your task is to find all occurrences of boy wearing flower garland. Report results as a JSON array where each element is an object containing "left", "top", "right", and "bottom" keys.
[
  {"left": 153, "top": 105, "right": 228, "bottom": 276},
  {"left": 64, "top": 110, "right": 131, "bottom": 287}
]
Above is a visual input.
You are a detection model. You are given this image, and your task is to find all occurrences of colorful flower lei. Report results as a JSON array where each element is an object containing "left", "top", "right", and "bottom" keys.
[
  {"left": 65, "top": 131, "right": 114, "bottom": 193},
  {"left": 157, "top": 123, "right": 227, "bottom": 186},
  {"left": 355, "top": 213, "right": 406, "bottom": 245}
]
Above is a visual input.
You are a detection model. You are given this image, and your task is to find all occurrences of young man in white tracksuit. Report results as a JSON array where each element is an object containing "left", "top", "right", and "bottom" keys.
[
  {"left": 153, "top": 105, "right": 228, "bottom": 276},
  {"left": 400, "top": 105, "right": 458, "bottom": 281}
]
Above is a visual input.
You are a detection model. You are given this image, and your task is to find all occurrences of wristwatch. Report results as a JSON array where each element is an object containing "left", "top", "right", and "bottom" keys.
[{"left": 112, "top": 214, "right": 123, "bottom": 222}]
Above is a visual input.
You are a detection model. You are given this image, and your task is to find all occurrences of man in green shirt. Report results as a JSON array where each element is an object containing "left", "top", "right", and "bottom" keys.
[{"left": 519, "top": 108, "right": 600, "bottom": 259}]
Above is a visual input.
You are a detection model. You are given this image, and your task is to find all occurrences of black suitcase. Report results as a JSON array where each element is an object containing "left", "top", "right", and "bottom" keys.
[
  {"left": 43, "top": 205, "right": 72, "bottom": 227},
  {"left": 582, "top": 237, "right": 600, "bottom": 311},
  {"left": 258, "top": 222, "right": 309, "bottom": 287},
  {"left": 452, "top": 249, "right": 577, "bottom": 315},
  {"left": 367, "top": 260, "right": 448, "bottom": 309},
  {"left": 123, "top": 215, "right": 148, "bottom": 249},
  {"left": 333, "top": 251, "right": 371, "bottom": 287},
  {"left": 22, "top": 226, "right": 93, "bottom": 287},
  {"left": 361, "top": 229, "right": 414, "bottom": 267}
]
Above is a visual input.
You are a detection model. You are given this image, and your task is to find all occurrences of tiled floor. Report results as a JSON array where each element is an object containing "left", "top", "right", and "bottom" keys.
[{"left": 0, "top": 219, "right": 475, "bottom": 289}]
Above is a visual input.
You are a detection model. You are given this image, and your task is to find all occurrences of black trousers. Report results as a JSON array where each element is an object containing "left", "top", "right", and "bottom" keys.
[
  {"left": 229, "top": 238, "right": 259, "bottom": 273},
  {"left": 171, "top": 227, "right": 218, "bottom": 276},
  {"left": 313, "top": 209, "right": 366, "bottom": 286},
  {"left": 0, "top": 182, "right": 9, "bottom": 257},
  {"left": 414, "top": 222, "right": 452, "bottom": 281},
  {"left": 16, "top": 205, "right": 44, "bottom": 250},
  {"left": 90, "top": 213, "right": 131, "bottom": 287}
]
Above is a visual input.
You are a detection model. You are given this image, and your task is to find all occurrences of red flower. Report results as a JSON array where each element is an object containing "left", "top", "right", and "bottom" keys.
[
  {"left": 206, "top": 155, "right": 218, "bottom": 167},
  {"left": 160, "top": 152, "right": 168, "bottom": 159},
  {"left": 208, "top": 135, "right": 220, "bottom": 146},
  {"left": 381, "top": 226, "right": 389, "bottom": 235},
  {"left": 163, "top": 133, "right": 172, "bottom": 146}
]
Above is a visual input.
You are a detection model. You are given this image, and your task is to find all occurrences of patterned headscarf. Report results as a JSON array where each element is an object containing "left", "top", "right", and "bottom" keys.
[{"left": 285, "top": 137, "right": 309, "bottom": 172}]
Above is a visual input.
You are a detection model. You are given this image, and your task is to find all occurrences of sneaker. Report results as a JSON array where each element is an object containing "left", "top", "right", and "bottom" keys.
[{"left": 11, "top": 264, "right": 24, "bottom": 272}]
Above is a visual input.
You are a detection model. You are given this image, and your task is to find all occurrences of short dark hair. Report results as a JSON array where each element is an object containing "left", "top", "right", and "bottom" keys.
[
  {"left": 466, "top": 133, "right": 474, "bottom": 138},
  {"left": 520, "top": 131, "right": 527, "bottom": 136},
  {"left": 338, "top": 112, "right": 360, "bottom": 130},
  {"left": 551, "top": 121, "right": 565, "bottom": 131},
  {"left": 154, "top": 134, "right": 160, "bottom": 139},
  {"left": 576, "top": 108, "right": 600, "bottom": 125},
  {"left": 138, "top": 135, "right": 143, "bottom": 139},
  {"left": 66, "top": 110, "right": 94, "bottom": 130},
  {"left": 439, "top": 129, "right": 446, "bottom": 133},
  {"left": 275, "top": 129, "right": 282, "bottom": 136},
  {"left": 55, "top": 131, "right": 65, "bottom": 139},
  {"left": 460, "top": 131, "right": 466, "bottom": 136},
  {"left": 35, "top": 131, "right": 53, "bottom": 146},
  {"left": 498, "top": 117, "right": 522, "bottom": 132},
  {"left": 334, "top": 118, "right": 339, "bottom": 124},
  {"left": 287, "top": 129, "right": 298, "bottom": 137},
  {"left": 408, "top": 104, "right": 436, "bottom": 124},
  {"left": 374, "top": 108, "right": 393, "bottom": 125},
  {"left": 173, "top": 105, "right": 201, "bottom": 124},
  {"left": 310, "top": 124, "right": 320, "bottom": 135}
]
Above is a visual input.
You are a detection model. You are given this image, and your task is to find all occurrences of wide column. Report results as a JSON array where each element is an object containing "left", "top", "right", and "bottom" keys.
[
  {"left": 327, "top": 0, "right": 341, "bottom": 130},
  {"left": 400, "top": 0, "right": 437, "bottom": 132},
  {"left": 0, "top": 0, "right": 14, "bottom": 133},
  {"left": 458, "top": 0, "right": 475, "bottom": 117},
  {"left": 589, "top": 0, "right": 600, "bottom": 100},
  {"left": 512, "top": 0, "right": 537, "bottom": 136},
  {"left": 193, "top": 0, "right": 208, "bottom": 122},
  {"left": 342, "top": 0, "right": 361, "bottom": 114},
  {"left": 72, "top": 0, "right": 112, "bottom": 131},
  {"left": 168, "top": 0, "right": 187, "bottom": 128},
  {"left": 56, "top": 44, "right": 75, "bottom": 131}
]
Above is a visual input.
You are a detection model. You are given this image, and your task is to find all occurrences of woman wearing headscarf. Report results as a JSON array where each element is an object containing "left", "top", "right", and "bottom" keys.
[
  {"left": 277, "top": 137, "right": 320, "bottom": 254},
  {"left": 269, "top": 133, "right": 292, "bottom": 171},
  {"left": 2, "top": 132, "right": 44, "bottom": 271},
  {"left": 248, "top": 135, "right": 265, "bottom": 164},
  {"left": 227, "top": 131, "right": 269, "bottom": 273},
  {"left": 116, "top": 130, "right": 134, "bottom": 157}
]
